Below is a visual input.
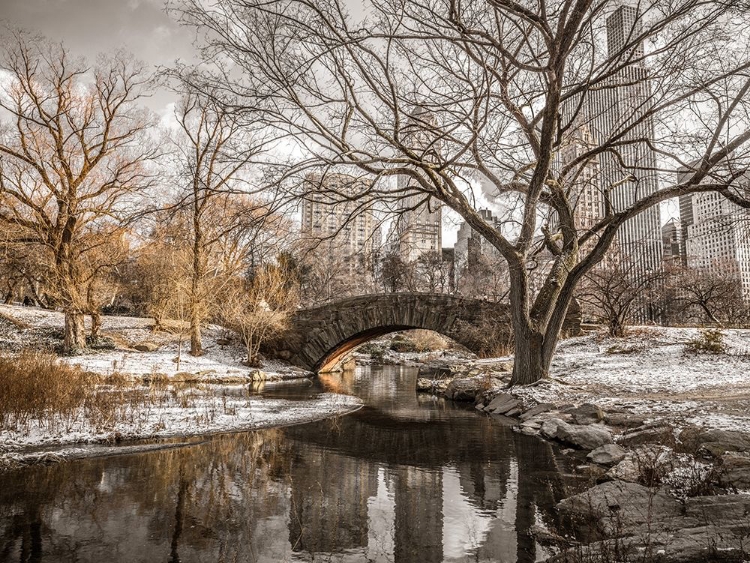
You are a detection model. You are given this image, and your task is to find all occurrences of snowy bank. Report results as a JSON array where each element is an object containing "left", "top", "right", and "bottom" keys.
[
  {"left": 0, "top": 389, "right": 362, "bottom": 469},
  {"left": 513, "top": 326, "right": 750, "bottom": 431},
  {"left": 0, "top": 304, "right": 311, "bottom": 382}
]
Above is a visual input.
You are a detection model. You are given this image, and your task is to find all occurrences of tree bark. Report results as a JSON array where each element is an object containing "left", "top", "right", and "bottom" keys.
[
  {"left": 90, "top": 311, "right": 101, "bottom": 343},
  {"left": 511, "top": 329, "right": 548, "bottom": 385},
  {"left": 190, "top": 308, "right": 203, "bottom": 357},
  {"left": 189, "top": 201, "right": 203, "bottom": 357},
  {"left": 63, "top": 310, "right": 86, "bottom": 354}
]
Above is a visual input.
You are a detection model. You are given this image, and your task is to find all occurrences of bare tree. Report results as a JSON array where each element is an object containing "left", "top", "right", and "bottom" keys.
[
  {"left": 378, "top": 250, "right": 410, "bottom": 293},
  {"left": 0, "top": 31, "right": 156, "bottom": 352},
  {"left": 579, "top": 257, "right": 664, "bottom": 336},
  {"left": 221, "top": 265, "right": 298, "bottom": 366},
  {"left": 169, "top": 89, "right": 269, "bottom": 356},
  {"left": 177, "top": 0, "right": 750, "bottom": 383},
  {"left": 669, "top": 264, "right": 747, "bottom": 327}
]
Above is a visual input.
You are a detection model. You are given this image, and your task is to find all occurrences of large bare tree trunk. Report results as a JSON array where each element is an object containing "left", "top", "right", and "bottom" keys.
[
  {"left": 189, "top": 201, "right": 203, "bottom": 357},
  {"left": 63, "top": 310, "right": 86, "bottom": 353},
  {"left": 190, "top": 308, "right": 203, "bottom": 357},
  {"left": 511, "top": 330, "right": 548, "bottom": 386},
  {"left": 90, "top": 311, "right": 101, "bottom": 343}
]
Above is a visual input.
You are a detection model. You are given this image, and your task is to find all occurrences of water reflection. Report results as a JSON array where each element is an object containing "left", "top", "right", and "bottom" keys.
[{"left": 0, "top": 365, "right": 577, "bottom": 562}]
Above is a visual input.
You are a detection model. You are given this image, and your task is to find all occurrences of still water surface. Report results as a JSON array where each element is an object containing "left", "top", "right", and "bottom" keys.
[{"left": 0, "top": 365, "right": 581, "bottom": 562}]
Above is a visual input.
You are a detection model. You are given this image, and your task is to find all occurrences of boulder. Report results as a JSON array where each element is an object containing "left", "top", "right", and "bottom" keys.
[
  {"left": 418, "top": 364, "right": 454, "bottom": 379},
  {"left": 587, "top": 444, "right": 627, "bottom": 466},
  {"left": 618, "top": 425, "right": 675, "bottom": 448},
  {"left": 604, "top": 412, "right": 648, "bottom": 429},
  {"left": 566, "top": 403, "right": 605, "bottom": 425},
  {"left": 519, "top": 403, "right": 555, "bottom": 421},
  {"left": 540, "top": 417, "right": 565, "bottom": 440},
  {"left": 133, "top": 342, "right": 159, "bottom": 352},
  {"left": 556, "top": 422, "right": 613, "bottom": 450},
  {"left": 539, "top": 417, "right": 612, "bottom": 450},
  {"left": 444, "top": 378, "right": 482, "bottom": 401},
  {"left": 678, "top": 427, "right": 750, "bottom": 457},
  {"left": 719, "top": 452, "right": 750, "bottom": 490},
  {"left": 485, "top": 393, "right": 522, "bottom": 416},
  {"left": 557, "top": 480, "right": 681, "bottom": 533},
  {"left": 605, "top": 458, "right": 641, "bottom": 483},
  {"left": 504, "top": 406, "right": 522, "bottom": 417}
]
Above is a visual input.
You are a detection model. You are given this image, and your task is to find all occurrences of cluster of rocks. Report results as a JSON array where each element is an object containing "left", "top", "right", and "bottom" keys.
[
  {"left": 420, "top": 367, "right": 750, "bottom": 561},
  {"left": 416, "top": 360, "right": 513, "bottom": 398},
  {"left": 552, "top": 480, "right": 750, "bottom": 562}
]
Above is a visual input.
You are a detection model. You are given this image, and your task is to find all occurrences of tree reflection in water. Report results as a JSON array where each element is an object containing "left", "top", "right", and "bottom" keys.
[{"left": 0, "top": 365, "right": 580, "bottom": 562}]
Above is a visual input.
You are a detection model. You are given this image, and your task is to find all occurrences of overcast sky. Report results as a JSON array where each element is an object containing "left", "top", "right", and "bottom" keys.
[
  {"left": 1, "top": 0, "right": 197, "bottom": 112},
  {"left": 0, "top": 0, "right": 673, "bottom": 240}
]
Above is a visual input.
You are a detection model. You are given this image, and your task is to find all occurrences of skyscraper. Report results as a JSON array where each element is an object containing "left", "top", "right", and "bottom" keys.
[
  {"left": 300, "top": 172, "right": 378, "bottom": 271},
  {"left": 393, "top": 107, "right": 442, "bottom": 262},
  {"left": 561, "top": 3, "right": 663, "bottom": 286},
  {"left": 682, "top": 175, "right": 750, "bottom": 301}
]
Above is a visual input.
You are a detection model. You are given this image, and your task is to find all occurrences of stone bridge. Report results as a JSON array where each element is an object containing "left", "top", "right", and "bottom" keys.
[{"left": 269, "top": 293, "right": 581, "bottom": 372}]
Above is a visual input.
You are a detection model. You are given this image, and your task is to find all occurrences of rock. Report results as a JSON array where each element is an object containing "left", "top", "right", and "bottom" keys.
[
  {"left": 519, "top": 403, "right": 555, "bottom": 421},
  {"left": 605, "top": 446, "right": 675, "bottom": 484},
  {"left": 566, "top": 403, "right": 605, "bottom": 425},
  {"left": 504, "top": 406, "right": 522, "bottom": 417},
  {"left": 540, "top": 418, "right": 565, "bottom": 440},
  {"left": 678, "top": 427, "right": 750, "bottom": 457},
  {"left": 557, "top": 480, "right": 681, "bottom": 534},
  {"left": 444, "top": 378, "right": 482, "bottom": 401},
  {"left": 556, "top": 422, "right": 613, "bottom": 450},
  {"left": 485, "top": 393, "right": 514, "bottom": 410},
  {"left": 587, "top": 444, "right": 627, "bottom": 467},
  {"left": 538, "top": 417, "right": 612, "bottom": 450},
  {"left": 604, "top": 412, "right": 648, "bottom": 428},
  {"left": 618, "top": 425, "right": 675, "bottom": 448},
  {"left": 416, "top": 378, "right": 434, "bottom": 392},
  {"left": 605, "top": 458, "right": 641, "bottom": 483},
  {"left": 486, "top": 393, "right": 522, "bottom": 416},
  {"left": 719, "top": 452, "right": 750, "bottom": 490},
  {"left": 418, "top": 364, "right": 454, "bottom": 379},
  {"left": 133, "top": 342, "right": 159, "bottom": 352}
]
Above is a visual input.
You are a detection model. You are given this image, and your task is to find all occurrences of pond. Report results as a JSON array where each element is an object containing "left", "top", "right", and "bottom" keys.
[{"left": 0, "top": 365, "right": 583, "bottom": 562}]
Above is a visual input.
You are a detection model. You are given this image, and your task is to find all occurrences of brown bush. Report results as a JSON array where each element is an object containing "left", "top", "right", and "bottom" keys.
[{"left": 0, "top": 350, "right": 98, "bottom": 431}]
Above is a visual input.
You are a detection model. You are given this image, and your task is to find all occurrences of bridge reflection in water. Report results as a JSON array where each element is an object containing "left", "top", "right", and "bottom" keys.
[{"left": 0, "top": 366, "right": 582, "bottom": 563}]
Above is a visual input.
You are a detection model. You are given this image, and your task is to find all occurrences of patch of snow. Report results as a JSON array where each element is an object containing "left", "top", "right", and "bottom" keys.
[
  {"left": 511, "top": 326, "right": 750, "bottom": 432},
  {"left": 0, "top": 389, "right": 361, "bottom": 459}
]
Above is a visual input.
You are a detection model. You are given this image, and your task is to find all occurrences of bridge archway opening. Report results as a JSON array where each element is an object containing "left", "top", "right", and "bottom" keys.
[{"left": 316, "top": 326, "right": 467, "bottom": 373}]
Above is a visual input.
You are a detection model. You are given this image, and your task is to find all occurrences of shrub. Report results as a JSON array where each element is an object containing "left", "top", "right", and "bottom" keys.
[
  {"left": 685, "top": 328, "right": 726, "bottom": 354},
  {"left": 408, "top": 330, "right": 448, "bottom": 353},
  {"left": 0, "top": 350, "right": 97, "bottom": 431}
]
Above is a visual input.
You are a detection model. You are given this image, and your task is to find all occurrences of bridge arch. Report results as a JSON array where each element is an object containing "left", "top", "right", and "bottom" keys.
[{"left": 268, "top": 294, "right": 581, "bottom": 372}]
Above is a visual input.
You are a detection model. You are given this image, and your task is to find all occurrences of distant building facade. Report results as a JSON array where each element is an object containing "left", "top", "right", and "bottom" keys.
[
  {"left": 300, "top": 172, "right": 378, "bottom": 271},
  {"left": 454, "top": 209, "right": 503, "bottom": 274},
  {"left": 661, "top": 218, "right": 683, "bottom": 267},
  {"left": 392, "top": 107, "right": 442, "bottom": 262},
  {"left": 680, "top": 179, "right": 750, "bottom": 300},
  {"left": 560, "top": 4, "right": 663, "bottom": 283}
]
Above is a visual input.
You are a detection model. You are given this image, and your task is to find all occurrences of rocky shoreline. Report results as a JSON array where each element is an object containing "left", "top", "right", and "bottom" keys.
[{"left": 416, "top": 360, "right": 750, "bottom": 562}]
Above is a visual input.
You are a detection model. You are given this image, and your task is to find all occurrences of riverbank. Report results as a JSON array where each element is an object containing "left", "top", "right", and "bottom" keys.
[
  {"left": 0, "top": 304, "right": 362, "bottom": 469},
  {"left": 413, "top": 326, "right": 750, "bottom": 561}
]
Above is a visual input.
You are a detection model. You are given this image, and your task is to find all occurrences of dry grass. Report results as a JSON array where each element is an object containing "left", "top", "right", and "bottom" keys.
[
  {"left": 408, "top": 329, "right": 449, "bottom": 352},
  {"left": 0, "top": 350, "right": 98, "bottom": 431},
  {"left": 0, "top": 350, "right": 245, "bottom": 439}
]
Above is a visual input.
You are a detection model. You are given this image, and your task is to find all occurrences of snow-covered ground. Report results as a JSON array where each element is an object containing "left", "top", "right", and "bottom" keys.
[
  {"left": 0, "top": 305, "right": 361, "bottom": 465},
  {"left": 0, "top": 304, "right": 310, "bottom": 382},
  {"left": 0, "top": 389, "right": 361, "bottom": 467},
  {"left": 513, "top": 326, "right": 750, "bottom": 431}
]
